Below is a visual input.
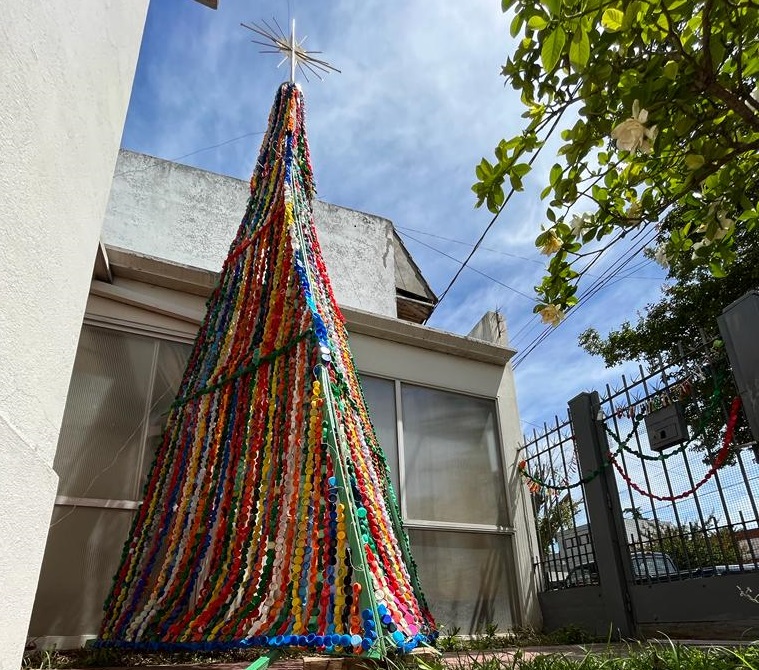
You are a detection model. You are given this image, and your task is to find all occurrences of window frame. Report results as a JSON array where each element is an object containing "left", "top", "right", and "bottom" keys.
[{"left": 360, "top": 373, "right": 514, "bottom": 536}]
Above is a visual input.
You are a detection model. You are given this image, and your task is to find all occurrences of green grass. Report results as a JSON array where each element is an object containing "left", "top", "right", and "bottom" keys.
[
  {"left": 436, "top": 624, "right": 598, "bottom": 652},
  {"left": 21, "top": 647, "right": 273, "bottom": 669},
  {"left": 418, "top": 640, "right": 759, "bottom": 670},
  {"left": 21, "top": 639, "right": 759, "bottom": 670}
]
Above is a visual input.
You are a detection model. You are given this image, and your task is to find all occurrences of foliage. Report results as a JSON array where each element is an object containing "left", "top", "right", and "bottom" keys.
[
  {"left": 578, "top": 224, "right": 759, "bottom": 366},
  {"left": 20, "top": 646, "right": 273, "bottom": 669},
  {"left": 536, "top": 494, "right": 580, "bottom": 557},
  {"left": 639, "top": 517, "right": 743, "bottom": 568},
  {"left": 578, "top": 221, "right": 758, "bottom": 457},
  {"left": 527, "top": 463, "right": 581, "bottom": 556},
  {"left": 474, "top": 0, "right": 759, "bottom": 322},
  {"left": 432, "top": 623, "right": 596, "bottom": 653}
]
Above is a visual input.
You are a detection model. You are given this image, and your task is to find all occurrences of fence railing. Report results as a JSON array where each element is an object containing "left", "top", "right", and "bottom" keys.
[{"left": 520, "top": 334, "right": 759, "bottom": 591}]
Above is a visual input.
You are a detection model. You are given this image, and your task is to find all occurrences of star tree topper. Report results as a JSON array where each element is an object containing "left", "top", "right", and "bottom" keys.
[{"left": 242, "top": 18, "right": 340, "bottom": 83}]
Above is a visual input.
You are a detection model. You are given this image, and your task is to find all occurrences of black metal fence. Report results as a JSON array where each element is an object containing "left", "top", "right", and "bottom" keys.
[{"left": 520, "top": 334, "right": 759, "bottom": 592}]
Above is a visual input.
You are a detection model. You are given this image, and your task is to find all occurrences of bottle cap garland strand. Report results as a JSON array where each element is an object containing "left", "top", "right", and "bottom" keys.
[
  {"left": 517, "top": 415, "right": 643, "bottom": 492},
  {"left": 519, "top": 375, "right": 728, "bottom": 494},
  {"left": 97, "top": 83, "right": 436, "bottom": 656},
  {"left": 608, "top": 396, "right": 742, "bottom": 502}
]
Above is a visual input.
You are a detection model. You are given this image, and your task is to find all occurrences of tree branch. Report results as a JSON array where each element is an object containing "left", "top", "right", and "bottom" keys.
[
  {"left": 703, "top": 80, "right": 759, "bottom": 131},
  {"left": 701, "top": 0, "right": 715, "bottom": 82}
]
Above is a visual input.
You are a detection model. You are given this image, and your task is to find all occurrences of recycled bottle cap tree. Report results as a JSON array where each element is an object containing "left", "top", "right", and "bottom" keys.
[{"left": 98, "top": 82, "right": 437, "bottom": 657}]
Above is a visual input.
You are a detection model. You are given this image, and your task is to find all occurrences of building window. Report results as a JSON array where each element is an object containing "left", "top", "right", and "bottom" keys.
[
  {"left": 361, "top": 378, "right": 512, "bottom": 633},
  {"left": 400, "top": 384, "right": 507, "bottom": 527},
  {"left": 360, "top": 375, "right": 400, "bottom": 495},
  {"left": 407, "top": 529, "right": 514, "bottom": 632},
  {"left": 30, "top": 325, "right": 191, "bottom": 639}
]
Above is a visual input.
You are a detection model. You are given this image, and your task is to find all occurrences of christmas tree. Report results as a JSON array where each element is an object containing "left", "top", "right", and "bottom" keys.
[{"left": 98, "top": 82, "right": 436, "bottom": 658}]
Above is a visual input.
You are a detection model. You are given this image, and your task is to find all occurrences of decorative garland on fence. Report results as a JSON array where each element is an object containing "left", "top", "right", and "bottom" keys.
[
  {"left": 608, "top": 396, "right": 742, "bottom": 502},
  {"left": 97, "top": 83, "right": 436, "bottom": 656},
  {"left": 517, "top": 415, "right": 643, "bottom": 492},
  {"left": 518, "top": 374, "right": 730, "bottom": 495},
  {"left": 602, "top": 372, "right": 725, "bottom": 462}
]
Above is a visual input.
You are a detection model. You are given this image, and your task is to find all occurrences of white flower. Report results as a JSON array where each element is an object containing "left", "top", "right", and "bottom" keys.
[
  {"left": 611, "top": 100, "right": 658, "bottom": 153},
  {"left": 653, "top": 244, "right": 669, "bottom": 269},
  {"left": 697, "top": 201, "right": 736, "bottom": 241},
  {"left": 570, "top": 212, "right": 593, "bottom": 237},
  {"left": 540, "top": 229, "right": 563, "bottom": 255},
  {"left": 539, "top": 304, "right": 566, "bottom": 327},
  {"left": 713, "top": 211, "right": 734, "bottom": 240}
]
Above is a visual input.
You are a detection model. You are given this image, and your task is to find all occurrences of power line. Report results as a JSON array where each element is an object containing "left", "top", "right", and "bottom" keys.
[
  {"left": 400, "top": 231, "right": 536, "bottom": 302},
  {"left": 427, "top": 108, "right": 570, "bottom": 319},
  {"left": 514, "top": 233, "right": 658, "bottom": 364},
  {"left": 511, "top": 231, "right": 659, "bottom": 367},
  {"left": 115, "top": 130, "right": 266, "bottom": 177},
  {"left": 395, "top": 225, "right": 546, "bottom": 266}
]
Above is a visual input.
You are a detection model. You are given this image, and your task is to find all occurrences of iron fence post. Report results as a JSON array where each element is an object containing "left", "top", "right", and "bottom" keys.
[{"left": 569, "top": 391, "right": 637, "bottom": 638}]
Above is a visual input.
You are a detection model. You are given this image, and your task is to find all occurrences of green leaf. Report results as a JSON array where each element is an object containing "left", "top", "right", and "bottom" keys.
[
  {"left": 709, "top": 262, "right": 727, "bottom": 278},
  {"left": 541, "top": 27, "right": 566, "bottom": 72},
  {"left": 528, "top": 15, "right": 549, "bottom": 30},
  {"left": 601, "top": 8, "right": 624, "bottom": 31},
  {"left": 512, "top": 162, "right": 532, "bottom": 178},
  {"left": 543, "top": 0, "right": 561, "bottom": 17},
  {"left": 569, "top": 27, "right": 590, "bottom": 70},
  {"left": 550, "top": 163, "right": 563, "bottom": 185},
  {"left": 509, "top": 13, "right": 523, "bottom": 38},
  {"left": 684, "top": 154, "right": 705, "bottom": 170},
  {"left": 509, "top": 174, "right": 525, "bottom": 191},
  {"left": 663, "top": 60, "right": 678, "bottom": 79}
]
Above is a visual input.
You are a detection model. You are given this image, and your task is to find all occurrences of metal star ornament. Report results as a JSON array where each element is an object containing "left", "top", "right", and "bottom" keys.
[{"left": 241, "top": 18, "right": 340, "bottom": 83}]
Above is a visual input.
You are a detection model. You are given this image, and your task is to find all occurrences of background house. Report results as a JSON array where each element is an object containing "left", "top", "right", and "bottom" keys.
[{"left": 26, "top": 150, "right": 541, "bottom": 648}]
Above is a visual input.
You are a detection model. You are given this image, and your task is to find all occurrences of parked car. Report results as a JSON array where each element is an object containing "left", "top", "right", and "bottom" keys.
[{"left": 564, "top": 552, "right": 681, "bottom": 587}]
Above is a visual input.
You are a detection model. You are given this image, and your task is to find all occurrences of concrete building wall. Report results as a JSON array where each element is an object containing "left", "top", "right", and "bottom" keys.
[
  {"left": 102, "top": 151, "right": 397, "bottom": 318},
  {"left": 0, "top": 3, "right": 148, "bottom": 667}
]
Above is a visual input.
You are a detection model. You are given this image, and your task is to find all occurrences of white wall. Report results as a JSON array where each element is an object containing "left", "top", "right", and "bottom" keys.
[
  {"left": 103, "top": 151, "right": 398, "bottom": 318},
  {"left": 0, "top": 3, "right": 148, "bottom": 667}
]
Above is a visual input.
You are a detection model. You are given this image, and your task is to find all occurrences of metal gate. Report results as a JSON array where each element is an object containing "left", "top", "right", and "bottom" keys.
[{"left": 520, "top": 315, "right": 759, "bottom": 638}]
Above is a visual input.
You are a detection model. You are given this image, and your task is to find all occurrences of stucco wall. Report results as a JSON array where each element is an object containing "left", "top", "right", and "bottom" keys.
[
  {"left": 102, "top": 151, "right": 397, "bottom": 317},
  {"left": 0, "top": 3, "right": 148, "bottom": 667}
]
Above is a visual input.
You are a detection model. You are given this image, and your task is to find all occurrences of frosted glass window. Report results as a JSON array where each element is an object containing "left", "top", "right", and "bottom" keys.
[
  {"left": 54, "top": 326, "right": 191, "bottom": 501},
  {"left": 29, "top": 506, "right": 136, "bottom": 637},
  {"left": 54, "top": 327, "right": 156, "bottom": 500},
  {"left": 408, "top": 529, "right": 514, "bottom": 634},
  {"left": 139, "top": 339, "right": 192, "bottom": 488},
  {"left": 401, "top": 385, "right": 507, "bottom": 526},
  {"left": 360, "top": 375, "right": 400, "bottom": 495}
]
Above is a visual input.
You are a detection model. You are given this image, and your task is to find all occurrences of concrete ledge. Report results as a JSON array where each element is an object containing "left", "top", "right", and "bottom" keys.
[
  {"left": 342, "top": 306, "right": 515, "bottom": 366},
  {"left": 97, "top": 247, "right": 515, "bottom": 366}
]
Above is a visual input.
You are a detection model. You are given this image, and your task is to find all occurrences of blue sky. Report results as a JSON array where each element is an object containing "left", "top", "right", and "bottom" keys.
[{"left": 122, "top": 0, "right": 669, "bottom": 435}]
